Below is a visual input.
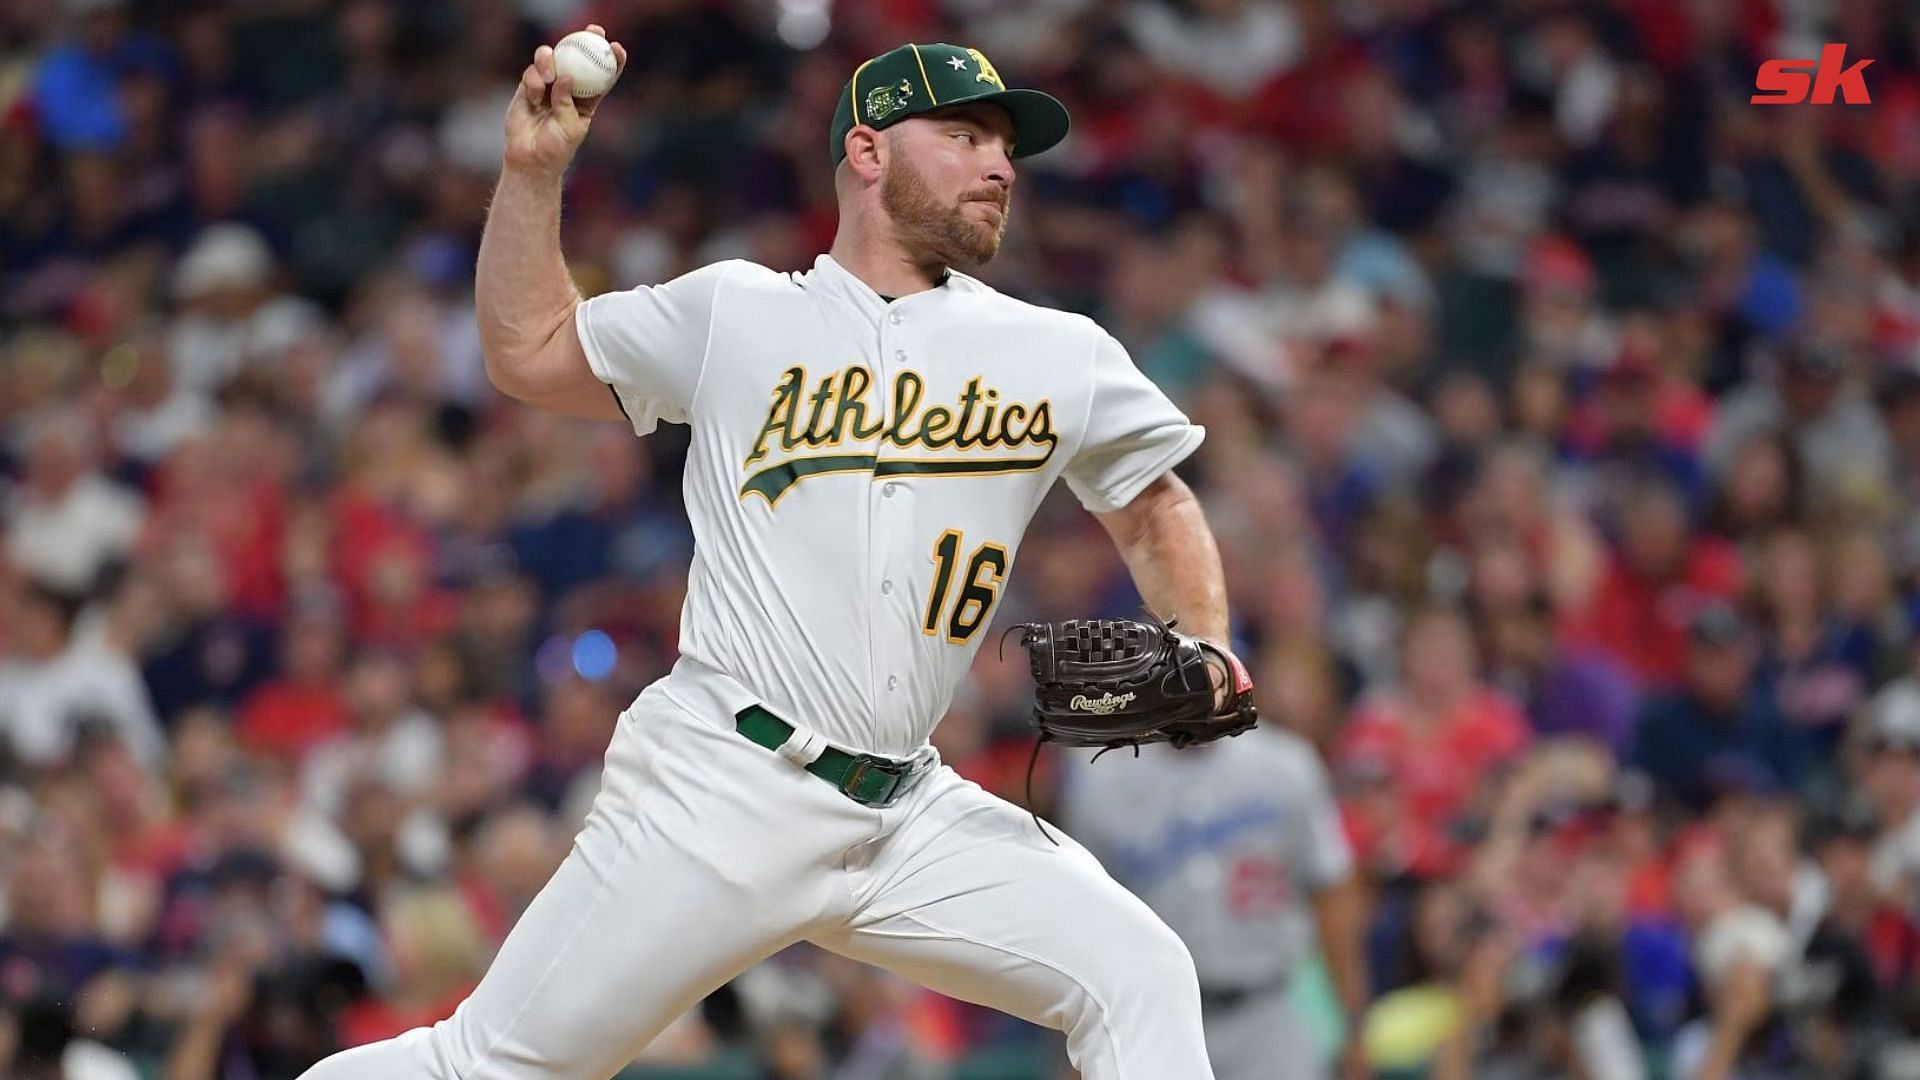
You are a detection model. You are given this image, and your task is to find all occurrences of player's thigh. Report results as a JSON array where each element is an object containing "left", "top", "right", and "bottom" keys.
[
  {"left": 818, "top": 770, "right": 1201, "bottom": 1031},
  {"left": 433, "top": 694, "right": 869, "bottom": 1078},
  {"left": 428, "top": 824, "right": 762, "bottom": 1078}
]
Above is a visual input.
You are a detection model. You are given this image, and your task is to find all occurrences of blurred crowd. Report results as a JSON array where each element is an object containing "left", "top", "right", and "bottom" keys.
[{"left": 6, "top": 0, "right": 1920, "bottom": 1077}]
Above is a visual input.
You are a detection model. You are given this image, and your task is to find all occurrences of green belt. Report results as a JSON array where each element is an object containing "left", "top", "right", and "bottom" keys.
[{"left": 734, "top": 705, "right": 927, "bottom": 809}]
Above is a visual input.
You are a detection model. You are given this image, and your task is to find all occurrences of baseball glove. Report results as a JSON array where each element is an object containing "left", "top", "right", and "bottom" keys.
[{"left": 1009, "top": 614, "right": 1258, "bottom": 752}]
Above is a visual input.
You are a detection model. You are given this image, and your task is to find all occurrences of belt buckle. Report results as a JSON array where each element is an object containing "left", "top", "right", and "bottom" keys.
[{"left": 839, "top": 755, "right": 913, "bottom": 808}]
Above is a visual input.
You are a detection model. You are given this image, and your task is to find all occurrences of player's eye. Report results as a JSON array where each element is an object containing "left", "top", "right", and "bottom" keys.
[{"left": 952, "top": 130, "right": 975, "bottom": 144}]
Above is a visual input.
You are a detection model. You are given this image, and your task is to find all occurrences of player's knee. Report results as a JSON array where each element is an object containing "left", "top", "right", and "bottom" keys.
[
  {"left": 1070, "top": 912, "right": 1199, "bottom": 1019},
  {"left": 1050, "top": 915, "right": 1202, "bottom": 1066},
  {"left": 1131, "top": 915, "right": 1201, "bottom": 1004},
  {"left": 424, "top": 1008, "right": 491, "bottom": 1078}
]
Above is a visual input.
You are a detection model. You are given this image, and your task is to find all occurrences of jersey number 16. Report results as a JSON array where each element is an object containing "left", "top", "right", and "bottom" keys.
[{"left": 923, "top": 530, "right": 1008, "bottom": 645}]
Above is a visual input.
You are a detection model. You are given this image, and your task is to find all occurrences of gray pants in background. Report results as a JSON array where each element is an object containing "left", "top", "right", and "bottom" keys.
[{"left": 1201, "top": 983, "right": 1327, "bottom": 1080}]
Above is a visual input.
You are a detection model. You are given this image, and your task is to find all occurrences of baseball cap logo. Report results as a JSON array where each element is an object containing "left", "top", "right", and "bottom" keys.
[
  {"left": 830, "top": 42, "right": 1068, "bottom": 164},
  {"left": 966, "top": 49, "right": 1004, "bottom": 89},
  {"left": 866, "top": 79, "right": 914, "bottom": 122}
]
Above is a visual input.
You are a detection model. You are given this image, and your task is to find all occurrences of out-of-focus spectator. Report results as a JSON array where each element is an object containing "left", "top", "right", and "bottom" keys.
[
  {"left": 0, "top": 577, "right": 163, "bottom": 769},
  {"left": 0, "top": 995, "right": 140, "bottom": 1080},
  {"left": 166, "top": 224, "right": 326, "bottom": 399},
  {"left": 103, "top": 323, "right": 217, "bottom": 470},
  {"left": 301, "top": 649, "right": 444, "bottom": 826},
  {"left": 235, "top": 591, "right": 349, "bottom": 761},
  {"left": 1569, "top": 480, "right": 1742, "bottom": 688},
  {"left": 1750, "top": 528, "right": 1873, "bottom": 761},
  {"left": 1866, "top": 686, "right": 1920, "bottom": 911},
  {"left": 1564, "top": 318, "right": 1714, "bottom": 519},
  {"left": 1468, "top": 531, "right": 1639, "bottom": 756},
  {"left": 1630, "top": 602, "right": 1814, "bottom": 812},
  {"left": 336, "top": 887, "right": 483, "bottom": 1047},
  {"left": 138, "top": 528, "right": 276, "bottom": 720},
  {"left": 4, "top": 408, "right": 145, "bottom": 596},
  {"left": 1337, "top": 606, "right": 1531, "bottom": 879},
  {"left": 1122, "top": 0, "right": 1301, "bottom": 100},
  {"left": 1707, "top": 337, "right": 1893, "bottom": 508},
  {"left": 523, "top": 674, "right": 616, "bottom": 821},
  {"left": 454, "top": 802, "right": 560, "bottom": 944},
  {"left": 1455, "top": 439, "right": 1606, "bottom": 612},
  {"left": 1708, "top": 430, "right": 1804, "bottom": 544},
  {"left": 1362, "top": 879, "right": 1489, "bottom": 1076},
  {"left": 1100, "top": 220, "right": 1226, "bottom": 404}
]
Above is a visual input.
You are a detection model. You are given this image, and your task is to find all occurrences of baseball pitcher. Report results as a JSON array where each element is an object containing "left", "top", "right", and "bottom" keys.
[{"left": 299, "top": 29, "right": 1254, "bottom": 1080}]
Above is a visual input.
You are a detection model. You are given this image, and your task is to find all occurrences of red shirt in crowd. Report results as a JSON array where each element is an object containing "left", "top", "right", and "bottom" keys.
[
  {"left": 141, "top": 469, "right": 288, "bottom": 623},
  {"left": 1335, "top": 687, "right": 1533, "bottom": 878},
  {"left": 236, "top": 680, "right": 348, "bottom": 761},
  {"left": 327, "top": 487, "right": 459, "bottom": 650},
  {"left": 338, "top": 984, "right": 476, "bottom": 1048},
  {"left": 1564, "top": 542, "right": 1743, "bottom": 688}
]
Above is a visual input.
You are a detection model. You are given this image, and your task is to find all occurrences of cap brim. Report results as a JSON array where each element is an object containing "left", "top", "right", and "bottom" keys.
[{"left": 953, "top": 88, "right": 1070, "bottom": 159}]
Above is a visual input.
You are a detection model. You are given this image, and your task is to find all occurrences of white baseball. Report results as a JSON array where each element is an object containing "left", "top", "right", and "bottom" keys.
[{"left": 553, "top": 30, "right": 618, "bottom": 99}]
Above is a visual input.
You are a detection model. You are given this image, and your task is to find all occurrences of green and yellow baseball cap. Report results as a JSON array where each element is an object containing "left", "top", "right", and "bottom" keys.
[{"left": 830, "top": 43, "right": 1070, "bottom": 164}]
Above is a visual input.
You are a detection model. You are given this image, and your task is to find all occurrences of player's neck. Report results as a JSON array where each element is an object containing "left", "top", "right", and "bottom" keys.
[{"left": 827, "top": 230, "right": 949, "bottom": 300}]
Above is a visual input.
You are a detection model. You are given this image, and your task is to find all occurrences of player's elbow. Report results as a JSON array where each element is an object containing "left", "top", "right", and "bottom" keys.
[
  {"left": 481, "top": 316, "right": 627, "bottom": 421},
  {"left": 1136, "top": 471, "right": 1197, "bottom": 518},
  {"left": 481, "top": 308, "right": 582, "bottom": 402},
  {"left": 481, "top": 344, "right": 542, "bottom": 402},
  {"left": 1096, "top": 472, "right": 1196, "bottom": 551}
]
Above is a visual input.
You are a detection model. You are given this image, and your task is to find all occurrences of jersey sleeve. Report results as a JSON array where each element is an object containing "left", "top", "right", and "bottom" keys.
[
  {"left": 1063, "top": 331, "right": 1205, "bottom": 513},
  {"left": 574, "top": 261, "right": 732, "bottom": 436}
]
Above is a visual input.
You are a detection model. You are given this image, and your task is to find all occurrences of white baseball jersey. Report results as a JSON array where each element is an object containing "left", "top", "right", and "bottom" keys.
[
  {"left": 575, "top": 254, "right": 1203, "bottom": 758},
  {"left": 1059, "top": 726, "right": 1353, "bottom": 989}
]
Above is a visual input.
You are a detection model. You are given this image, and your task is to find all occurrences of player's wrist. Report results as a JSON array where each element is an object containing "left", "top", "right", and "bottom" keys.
[
  {"left": 1205, "top": 638, "right": 1253, "bottom": 702},
  {"left": 498, "top": 157, "right": 571, "bottom": 192}
]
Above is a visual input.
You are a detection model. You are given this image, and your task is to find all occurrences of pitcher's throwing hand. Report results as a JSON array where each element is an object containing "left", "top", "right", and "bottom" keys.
[{"left": 505, "top": 25, "right": 626, "bottom": 178}]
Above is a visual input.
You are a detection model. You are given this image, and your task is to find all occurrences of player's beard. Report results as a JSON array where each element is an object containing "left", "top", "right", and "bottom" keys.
[{"left": 882, "top": 154, "right": 1007, "bottom": 269}]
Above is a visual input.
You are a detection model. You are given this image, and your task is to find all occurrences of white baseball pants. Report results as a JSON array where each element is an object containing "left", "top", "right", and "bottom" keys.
[{"left": 297, "top": 681, "right": 1212, "bottom": 1079}]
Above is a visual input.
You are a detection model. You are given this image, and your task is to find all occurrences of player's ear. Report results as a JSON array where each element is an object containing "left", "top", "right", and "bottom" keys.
[{"left": 843, "top": 124, "right": 886, "bottom": 180}]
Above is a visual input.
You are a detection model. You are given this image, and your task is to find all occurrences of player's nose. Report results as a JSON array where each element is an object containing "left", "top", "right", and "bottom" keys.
[{"left": 983, "top": 149, "right": 1013, "bottom": 190}]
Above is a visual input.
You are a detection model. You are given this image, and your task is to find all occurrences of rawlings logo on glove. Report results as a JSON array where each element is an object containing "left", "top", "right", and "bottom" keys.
[
  {"left": 1009, "top": 613, "right": 1258, "bottom": 753},
  {"left": 1069, "top": 692, "right": 1136, "bottom": 714}
]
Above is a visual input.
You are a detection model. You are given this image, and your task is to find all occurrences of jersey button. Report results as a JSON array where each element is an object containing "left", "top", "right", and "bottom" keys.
[
  {"left": 881, "top": 580, "right": 894, "bottom": 595},
  {"left": 887, "top": 675, "right": 900, "bottom": 691},
  {"left": 887, "top": 311, "right": 903, "bottom": 325},
  {"left": 893, "top": 349, "right": 907, "bottom": 363},
  {"left": 882, "top": 482, "right": 898, "bottom": 497}
]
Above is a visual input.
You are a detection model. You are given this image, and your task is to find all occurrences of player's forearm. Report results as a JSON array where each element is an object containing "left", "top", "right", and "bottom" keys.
[
  {"left": 1313, "top": 877, "right": 1371, "bottom": 1028},
  {"left": 1098, "top": 473, "right": 1229, "bottom": 645},
  {"left": 477, "top": 167, "right": 581, "bottom": 388}
]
